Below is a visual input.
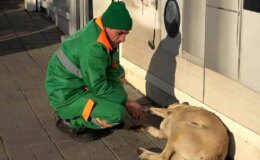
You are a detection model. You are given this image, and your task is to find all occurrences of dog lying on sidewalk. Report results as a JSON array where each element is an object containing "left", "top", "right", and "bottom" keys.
[{"left": 137, "top": 102, "right": 229, "bottom": 160}]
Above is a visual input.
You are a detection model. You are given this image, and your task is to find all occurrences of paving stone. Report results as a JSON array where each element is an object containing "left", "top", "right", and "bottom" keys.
[
  {"left": 0, "top": 95, "right": 51, "bottom": 148},
  {"left": 102, "top": 126, "right": 159, "bottom": 160},
  {"left": 57, "top": 140, "right": 116, "bottom": 160},
  {"left": 31, "top": 143, "right": 64, "bottom": 160},
  {"left": 4, "top": 144, "right": 37, "bottom": 160},
  {"left": 1, "top": 58, "right": 74, "bottom": 143},
  {"left": 0, "top": 137, "right": 8, "bottom": 160},
  {"left": 0, "top": 54, "right": 63, "bottom": 157}
]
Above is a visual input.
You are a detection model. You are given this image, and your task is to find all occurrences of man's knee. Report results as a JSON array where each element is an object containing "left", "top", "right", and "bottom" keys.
[
  {"left": 91, "top": 104, "right": 126, "bottom": 129},
  {"left": 111, "top": 104, "right": 126, "bottom": 123}
]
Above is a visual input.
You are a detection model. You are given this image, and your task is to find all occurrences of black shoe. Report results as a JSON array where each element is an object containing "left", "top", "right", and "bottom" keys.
[
  {"left": 56, "top": 118, "right": 111, "bottom": 142},
  {"left": 56, "top": 118, "right": 74, "bottom": 135},
  {"left": 110, "top": 121, "right": 125, "bottom": 130}
]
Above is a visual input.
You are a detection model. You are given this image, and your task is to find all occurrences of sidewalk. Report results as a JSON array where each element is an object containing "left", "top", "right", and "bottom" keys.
[{"left": 0, "top": 1, "right": 165, "bottom": 160}]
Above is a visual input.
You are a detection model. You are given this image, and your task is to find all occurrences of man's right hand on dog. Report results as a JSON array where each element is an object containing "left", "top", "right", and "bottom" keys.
[{"left": 126, "top": 100, "right": 146, "bottom": 120}]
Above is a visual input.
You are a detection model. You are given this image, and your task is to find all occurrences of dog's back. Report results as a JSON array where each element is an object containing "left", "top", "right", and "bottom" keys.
[{"left": 168, "top": 106, "right": 229, "bottom": 160}]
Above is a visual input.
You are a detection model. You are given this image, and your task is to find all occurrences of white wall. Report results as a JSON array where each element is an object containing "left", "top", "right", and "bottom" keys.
[
  {"left": 240, "top": 10, "right": 260, "bottom": 93},
  {"left": 121, "top": 0, "right": 260, "bottom": 159},
  {"left": 93, "top": 0, "right": 111, "bottom": 18}
]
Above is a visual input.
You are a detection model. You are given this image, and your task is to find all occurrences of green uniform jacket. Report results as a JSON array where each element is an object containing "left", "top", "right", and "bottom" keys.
[{"left": 45, "top": 18, "right": 128, "bottom": 113}]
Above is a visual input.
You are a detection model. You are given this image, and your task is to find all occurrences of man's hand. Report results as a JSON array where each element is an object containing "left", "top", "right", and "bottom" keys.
[{"left": 126, "top": 100, "right": 146, "bottom": 120}]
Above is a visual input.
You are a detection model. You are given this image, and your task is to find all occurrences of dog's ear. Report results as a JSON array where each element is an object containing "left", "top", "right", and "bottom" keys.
[
  {"left": 168, "top": 102, "right": 190, "bottom": 109},
  {"left": 168, "top": 103, "right": 180, "bottom": 109},
  {"left": 182, "top": 102, "right": 189, "bottom": 105},
  {"left": 167, "top": 110, "right": 172, "bottom": 116}
]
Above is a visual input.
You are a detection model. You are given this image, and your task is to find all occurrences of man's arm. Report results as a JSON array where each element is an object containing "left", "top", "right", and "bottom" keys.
[
  {"left": 107, "top": 51, "right": 126, "bottom": 86},
  {"left": 79, "top": 44, "right": 127, "bottom": 104}
]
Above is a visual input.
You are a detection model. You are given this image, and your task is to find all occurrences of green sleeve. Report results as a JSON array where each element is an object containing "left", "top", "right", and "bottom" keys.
[
  {"left": 107, "top": 51, "right": 126, "bottom": 88},
  {"left": 79, "top": 44, "right": 127, "bottom": 104}
]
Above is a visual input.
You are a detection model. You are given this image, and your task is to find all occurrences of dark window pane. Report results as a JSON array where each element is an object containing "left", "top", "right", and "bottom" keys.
[{"left": 244, "top": 0, "right": 260, "bottom": 13}]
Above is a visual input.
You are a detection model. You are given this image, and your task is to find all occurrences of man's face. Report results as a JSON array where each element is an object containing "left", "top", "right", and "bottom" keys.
[{"left": 105, "top": 28, "right": 129, "bottom": 48}]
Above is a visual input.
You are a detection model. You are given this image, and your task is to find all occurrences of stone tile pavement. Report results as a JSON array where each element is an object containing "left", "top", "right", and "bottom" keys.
[{"left": 0, "top": 1, "right": 165, "bottom": 160}]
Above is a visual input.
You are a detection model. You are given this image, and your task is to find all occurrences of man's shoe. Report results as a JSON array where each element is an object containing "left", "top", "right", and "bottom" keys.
[
  {"left": 110, "top": 121, "right": 125, "bottom": 130},
  {"left": 56, "top": 118, "right": 74, "bottom": 135},
  {"left": 56, "top": 118, "right": 111, "bottom": 142},
  {"left": 72, "top": 128, "right": 105, "bottom": 142}
]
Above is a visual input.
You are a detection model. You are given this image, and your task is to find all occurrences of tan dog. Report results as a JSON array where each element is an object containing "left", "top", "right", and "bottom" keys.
[{"left": 138, "top": 103, "right": 229, "bottom": 160}]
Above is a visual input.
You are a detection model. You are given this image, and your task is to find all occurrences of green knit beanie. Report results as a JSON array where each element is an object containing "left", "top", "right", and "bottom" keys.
[{"left": 102, "top": 1, "right": 132, "bottom": 30}]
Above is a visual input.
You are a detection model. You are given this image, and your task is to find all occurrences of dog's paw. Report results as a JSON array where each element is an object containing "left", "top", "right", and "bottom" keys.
[
  {"left": 142, "top": 106, "right": 151, "bottom": 114},
  {"left": 128, "top": 125, "right": 146, "bottom": 132},
  {"left": 136, "top": 147, "right": 145, "bottom": 155},
  {"left": 138, "top": 148, "right": 150, "bottom": 160}
]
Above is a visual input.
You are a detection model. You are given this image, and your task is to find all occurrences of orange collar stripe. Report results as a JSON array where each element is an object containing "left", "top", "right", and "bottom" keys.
[{"left": 95, "top": 17, "right": 113, "bottom": 52}]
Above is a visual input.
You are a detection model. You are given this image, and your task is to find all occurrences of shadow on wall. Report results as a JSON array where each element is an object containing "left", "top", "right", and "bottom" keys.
[{"left": 145, "top": 32, "right": 181, "bottom": 107}]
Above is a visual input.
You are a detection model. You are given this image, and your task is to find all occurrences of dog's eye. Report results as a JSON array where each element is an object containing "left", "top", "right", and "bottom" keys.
[{"left": 167, "top": 111, "right": 172, "bottom": 115}]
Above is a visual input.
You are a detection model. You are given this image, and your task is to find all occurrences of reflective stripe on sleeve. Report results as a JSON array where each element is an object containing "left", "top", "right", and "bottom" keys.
[{"left": 56, "top": 48, "right": 83, "bottom": 78}]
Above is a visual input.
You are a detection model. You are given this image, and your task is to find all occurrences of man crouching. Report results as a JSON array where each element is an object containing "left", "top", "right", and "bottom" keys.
[{"left": 45, "top": 1, "right": 145, "bottom": 141}]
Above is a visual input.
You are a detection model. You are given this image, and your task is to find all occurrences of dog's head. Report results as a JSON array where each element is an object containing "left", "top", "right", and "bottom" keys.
[
  {"left": 168, "top": 102, "right": 190, "bottom": 109},
  {"left": 163, "top": 102, "right": 191, "bottom": 117}
]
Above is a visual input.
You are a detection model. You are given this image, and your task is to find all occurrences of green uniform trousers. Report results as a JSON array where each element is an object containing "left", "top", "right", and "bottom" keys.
[{"left": 57, "top": 91, "right": 126, "bottom": 129}]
